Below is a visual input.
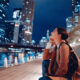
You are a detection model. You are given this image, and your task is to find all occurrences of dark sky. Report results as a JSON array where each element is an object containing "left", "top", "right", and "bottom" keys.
[
  {"left": 8, "top": 0, "right": 72, "bottom": 44},
  {"left": 32, "top": 0, "right": 72, "bottom": 43}
]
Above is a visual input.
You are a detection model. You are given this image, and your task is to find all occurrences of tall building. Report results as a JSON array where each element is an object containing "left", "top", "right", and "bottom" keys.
[
  {"left": 5, "top": 8, "right": 22, "bottom": 43},
  {"left": 0, "top": 0, "right": 9, "bottom": 22},
  {"left": 12, "top": 8, "right": 22, "bottom": 43},
  {"left": 72, "top": 0, "right": 76, "bottom": 13},
  {"left": 21, "top": 0, "right": 34, "bottom": 43},
  {"left": 5, "top": 22, "right": 14, "bottom": 43},
  {"left": 0, "top": 0, "right": 9, "bottom": 43},
  {"left": 66, "top": 0, "right": 80, "bottom": 32}
]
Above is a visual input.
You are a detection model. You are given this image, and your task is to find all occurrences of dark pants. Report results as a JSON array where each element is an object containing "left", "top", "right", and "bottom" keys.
[
  {"left": 41, "top": 60, "right": 72, "bottom": 80},
  {"left": 67, "top": 78, "right": 72, "bottom": 80},
  {"left": 42, "top": 60, "right": 50, "bottom": 76}
]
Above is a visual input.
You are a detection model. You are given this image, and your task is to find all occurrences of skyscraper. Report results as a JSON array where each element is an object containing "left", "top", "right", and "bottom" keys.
[
  {"left": 72, "top": 0, "right": 76, "bottom": 13},
  {"left": 21, "top": 0, "right": 34, "bottom": 43},
  {"left": 0, "top": 0, "right": 9, "bottom": 22},
  {"left": 66, "top": 0, "right": 80, "bottom": 32},
  {"left": 0, "top": 0, "right": 9, "bottom": 43}
]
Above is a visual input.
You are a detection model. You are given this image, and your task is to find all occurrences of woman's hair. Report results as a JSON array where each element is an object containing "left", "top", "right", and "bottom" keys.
[{"left": 57, "top": 27, "right": 68, "bottom": 40}]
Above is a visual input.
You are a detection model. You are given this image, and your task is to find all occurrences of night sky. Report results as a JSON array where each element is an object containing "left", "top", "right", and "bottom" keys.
[{"left": 8, "top": 0, "right": 72, "bottom": 44}]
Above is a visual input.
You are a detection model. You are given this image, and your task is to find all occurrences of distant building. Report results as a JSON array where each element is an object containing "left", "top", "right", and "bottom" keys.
[
  {"left": 40, "top": 37, "right": 47, "bottom": 47},
  {"left": 21, "top": 0, "right": 34, "bottom": 43}
]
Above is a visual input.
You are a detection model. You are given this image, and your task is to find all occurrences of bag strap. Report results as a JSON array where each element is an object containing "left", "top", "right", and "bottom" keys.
[
  {"left": 58, "top": 41, "right": 78, "bottom": 78},
  {"left": 58, "top": 41, "right": 69, "bottom": 60},
  {"left": 59, "top": 41, "right": 73, "bottom": 51}
]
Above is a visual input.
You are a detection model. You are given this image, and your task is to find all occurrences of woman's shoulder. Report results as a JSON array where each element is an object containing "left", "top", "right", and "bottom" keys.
[
  {"left": 59, "top": 42, "right": 69, "bottom": 49},
  {"left": 59, "top": 42, "right": 70, "bottom": 54}
]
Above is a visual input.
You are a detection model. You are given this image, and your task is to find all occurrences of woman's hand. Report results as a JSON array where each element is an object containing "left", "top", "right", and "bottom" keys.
[{"left": 49, "top": 36, "right": 54, "bottom": 44}]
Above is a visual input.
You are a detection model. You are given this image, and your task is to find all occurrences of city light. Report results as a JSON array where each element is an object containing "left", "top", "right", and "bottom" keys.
[{"left": 10, "top": 45, "right": 14, "bottom": 48}]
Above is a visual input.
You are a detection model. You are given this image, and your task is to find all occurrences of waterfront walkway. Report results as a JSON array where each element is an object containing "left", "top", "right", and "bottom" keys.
[
  {"left": 0, "top": 45, "right": 80, "bottom": 80},
  {"left": 0, "top": 58, "right": 42, "bottom": 80}
]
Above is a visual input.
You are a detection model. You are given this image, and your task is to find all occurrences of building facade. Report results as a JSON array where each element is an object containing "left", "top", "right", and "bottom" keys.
[
  {"left": 0, "top": 0, "right": 9, "bottom": 22},
  {"left": 66, "top": 0, "right": 80, "bottom": 32},
  {"left": 21, "top": 0, "right": 34, "bottom": 43},
  {"left": 67, "top": 0, "right": 80, "bottom": 45},
  {"left": 0, "top": 0, "right": 9, "bottom": 43}
]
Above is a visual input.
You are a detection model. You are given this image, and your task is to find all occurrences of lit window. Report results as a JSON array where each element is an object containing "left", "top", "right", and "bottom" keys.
[
  {"left": 0, "top": 17, "right": 2, "bottom": 19},
  {"left": 1, "top": 4, "right": 4, "bottom": 7},
  {"left": 7, "top": 3, "right": 9, "bottom": 5},
  {"left": 2, "top": 14, "right": 5, "bottom": 17},
  {"left": 25, "top": 19, "right": 30, "bottom": 23},
  {"left": 29, "top": 11, "right": 31, "bottom": 14},
  {"left": 0, "top": 9, "right": 2, "bottom": 12},
  {"left": 13, "top": 10, "right": 20, "bottom": 18},
  {"left": 26, "top": 1, "right": 29, "bottom": 4},
  {"left": 75, "top": 16, "right": 79, "bottom": 22}
]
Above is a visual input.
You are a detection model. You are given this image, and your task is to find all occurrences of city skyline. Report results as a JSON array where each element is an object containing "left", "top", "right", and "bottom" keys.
[{"left": 0, "top": 0, "right": 72, "bottom": 44}]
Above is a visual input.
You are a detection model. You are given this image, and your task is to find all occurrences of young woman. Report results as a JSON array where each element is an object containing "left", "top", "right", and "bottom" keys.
[{"left": 39, "top": 28, "right": 79, "bottom": 80}]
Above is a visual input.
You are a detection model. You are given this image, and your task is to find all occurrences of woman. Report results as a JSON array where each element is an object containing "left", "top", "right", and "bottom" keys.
[{"left": 39, "top": 28, "right": 78, "bottom": 80}]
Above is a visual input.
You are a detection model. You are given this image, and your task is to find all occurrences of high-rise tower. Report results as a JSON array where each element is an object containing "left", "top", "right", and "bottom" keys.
[
  {"left": 0, "top": 0, "right": 9, "bottom": 43},
  {"left": 0, "top": 0, "right": 9, "bottom": 22},
  {"left": 21, "top": 0, "right": 34, "bottom": 43}
]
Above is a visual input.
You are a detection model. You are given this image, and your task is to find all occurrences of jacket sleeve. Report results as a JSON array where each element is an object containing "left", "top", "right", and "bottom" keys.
[
  {"left": 55, "top": 44, "right": 69, "bottom": 76},
  {"left": 43, "top": 49, "right": 52, "bottom": 60},
  {"left": 48, "top": 46, "right": 57, "bottom": 74}
]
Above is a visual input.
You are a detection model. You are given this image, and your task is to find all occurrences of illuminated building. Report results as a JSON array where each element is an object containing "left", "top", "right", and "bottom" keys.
[
  {"left": 67, "top": 0, "right": 80, "bottom": 45},
  {"left": 0, "top": 0, "right": 9, "bottom": 22},
  {"left": 12, "top": 8, "right": 22, "bottom": 43},
  {"left": 0, "top": 0, "right": 9, "bottom": 43},
  {"left": 5, "top": 22, "right": 14, "bottom": 43},
  {"left": 4, "top": 8, "right": 22, "bottom": 43},
  {"left": 40, "top": 37, "right": 47, "bottom": 47},
  {"left": 66, "top": 0, "right": 80, "bottom": 32},
  {"left": 21, "top": 0, "right": 34, "bottom": 43}
]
